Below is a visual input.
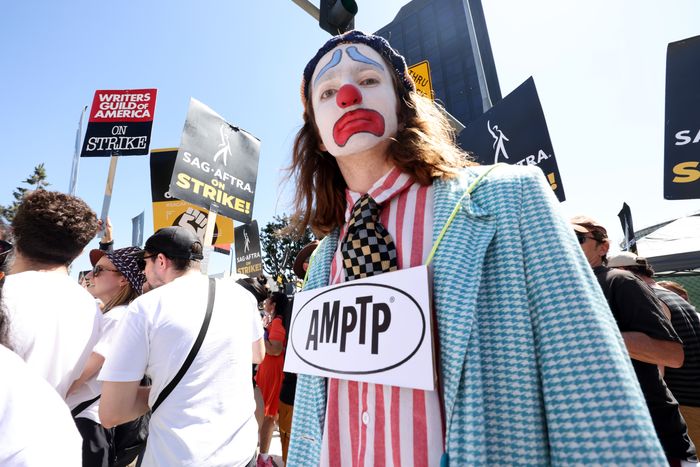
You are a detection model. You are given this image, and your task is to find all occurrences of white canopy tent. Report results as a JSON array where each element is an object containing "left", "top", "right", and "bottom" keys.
[{"left": 636, "top": 213, "right": 700, "bottom": 274}]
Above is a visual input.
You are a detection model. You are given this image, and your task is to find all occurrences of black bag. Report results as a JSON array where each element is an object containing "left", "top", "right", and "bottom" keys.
[{"left": 111, "top": 377, "right": 151, "bottom": 467}]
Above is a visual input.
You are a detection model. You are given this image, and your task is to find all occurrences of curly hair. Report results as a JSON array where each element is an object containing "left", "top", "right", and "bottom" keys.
[
  {"left": 12, "top": 190, "right": 97, "bottom": 265},
  {"left": 288, "top": 62, "right": 475, "bottom": 236}
]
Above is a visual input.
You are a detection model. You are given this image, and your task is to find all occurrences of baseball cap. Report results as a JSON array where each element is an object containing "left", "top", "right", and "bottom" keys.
[
  {"left": 607, "top": 251, "right": 648, "bottom": 268},
  {"left": 570, "top": 215, "right": 608, "bottom": 240},
  {"left": 142, "top": 227, "right": 204, "bottom": 261}
]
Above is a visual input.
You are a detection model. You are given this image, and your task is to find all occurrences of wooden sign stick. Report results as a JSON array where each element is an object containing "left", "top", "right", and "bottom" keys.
[
  {"left": 200, "top": 204, "right": 219, "bottom": 274},
  {"left": 99, "top": 154, "right": 119, "bottom": 239}
]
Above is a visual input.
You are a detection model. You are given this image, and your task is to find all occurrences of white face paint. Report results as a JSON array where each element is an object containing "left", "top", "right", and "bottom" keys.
[{"left": 310, "top": 43, "right": 399, "bottom": 158}]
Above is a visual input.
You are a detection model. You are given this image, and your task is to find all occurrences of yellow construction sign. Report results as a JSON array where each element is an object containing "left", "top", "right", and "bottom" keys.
[{"left": 408, "top": 60, "right": 433, "bottom": 100}]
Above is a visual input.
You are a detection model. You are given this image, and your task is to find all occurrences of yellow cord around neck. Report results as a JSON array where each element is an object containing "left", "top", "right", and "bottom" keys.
[{"left": 425, "top": 165, "right": 502, "bottom": 267}]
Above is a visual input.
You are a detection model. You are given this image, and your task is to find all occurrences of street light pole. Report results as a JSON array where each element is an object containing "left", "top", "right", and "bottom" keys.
[
  {"left": 462, "top": 0, "right": 493, "bottom": 113},
  {"left": 291, "top": 0, "right": 320, "bottom": 20}
]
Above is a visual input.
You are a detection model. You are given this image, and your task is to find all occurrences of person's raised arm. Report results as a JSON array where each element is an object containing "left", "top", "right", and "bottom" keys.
[{"left": 98, "top": 217, "right": 114, "bottom": 253}]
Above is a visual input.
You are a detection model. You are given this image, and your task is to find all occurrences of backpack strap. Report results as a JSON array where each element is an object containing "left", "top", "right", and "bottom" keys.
[{"left": 71, "top": 394, "right": 101, "bottom": 418}]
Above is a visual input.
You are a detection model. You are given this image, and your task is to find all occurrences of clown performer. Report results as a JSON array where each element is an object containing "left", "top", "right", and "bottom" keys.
[{"left": 285, "top": 31, "right": 667, "bottom": 466}]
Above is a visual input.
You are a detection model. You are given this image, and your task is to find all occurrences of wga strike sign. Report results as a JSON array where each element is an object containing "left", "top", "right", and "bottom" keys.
[
  {"left": 664, "top": 35, "right": 700, "bottom": 199},
  {"left": 169, "top": 99, "right": 260, "bottom": 224},
  {"left": 284, "top": 266, "right": 435, "bottom": 390},
  {"left": 81, "top": 89, "right": 157, "bottom": 157},
  {"left": 234, "top": 221, "right": 262, "bottom": 276},
  {"left": 461, "top": 77, "right": 566, "bottom": 202}
]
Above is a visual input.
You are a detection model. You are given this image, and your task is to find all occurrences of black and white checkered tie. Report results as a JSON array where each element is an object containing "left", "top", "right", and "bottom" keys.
[{"left": 341, "top": 194, "right": 398, "bottom": 281}]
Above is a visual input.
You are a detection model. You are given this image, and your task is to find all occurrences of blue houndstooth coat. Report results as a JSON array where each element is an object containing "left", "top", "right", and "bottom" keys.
[{"left": 287, "top": 165, "right": 666, "bottom": 466}]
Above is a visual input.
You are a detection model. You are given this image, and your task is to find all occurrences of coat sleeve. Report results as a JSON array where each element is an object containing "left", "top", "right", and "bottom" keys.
[
  {"left": 287, "top": 374, "right": 327, "bottom": 466},
  {"left": 516, "top": 166, "right": 667, "bottom": 465}
]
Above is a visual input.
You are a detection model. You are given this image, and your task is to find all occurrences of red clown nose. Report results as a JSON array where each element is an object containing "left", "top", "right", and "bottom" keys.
[{"left": 336, "top": 84, "right": 362, "bottom": 108}]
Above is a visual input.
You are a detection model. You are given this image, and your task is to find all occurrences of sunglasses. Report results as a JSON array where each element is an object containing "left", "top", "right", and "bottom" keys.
[
  {"left": 92, "top": 264, "right": 120, "bottom": 277},
  {"left": 576, "top": 233, "right": 600, "bottom": 244},
  {"left": 0, "top": 240, "right": 13, "bottom": 266},
  {"left": 137, "top": 254, "right": 158, "bottom": 271}
]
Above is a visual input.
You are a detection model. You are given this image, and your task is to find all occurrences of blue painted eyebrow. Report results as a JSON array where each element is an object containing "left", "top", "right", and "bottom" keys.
[
  {"left": 314, "top": 49, "right": 342, "bottom": 86},
  {"left": 346, "top": 46, "right": 384, "bottom": 71}
]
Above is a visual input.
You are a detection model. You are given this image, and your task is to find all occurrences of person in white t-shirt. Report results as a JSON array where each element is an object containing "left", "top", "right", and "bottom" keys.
[
  {"left": 99, "top": 226, "right": 266, "bottom": 467},
  {"left": 0, "top": 220, "right": 83, "bottom": 467},
  {"left": 0, "top": 190, "right": 101, "bottom": 400},
  {"left": 67, "top": 245, "right": 146, "bottom": 467}
]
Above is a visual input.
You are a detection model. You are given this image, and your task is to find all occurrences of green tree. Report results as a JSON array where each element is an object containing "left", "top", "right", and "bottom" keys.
[
  {"left": 260, "top": 214, "right": 314, "bottom": 284},
  {"left": 0, "top": 164, "right": 50, "bottom": 223}
]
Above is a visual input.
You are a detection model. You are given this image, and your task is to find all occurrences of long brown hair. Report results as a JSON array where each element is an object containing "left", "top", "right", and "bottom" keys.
[
  {"left": 103, "top": 282, "right": 140, "bottom": 313},
  {"left": 288, "top": 72, "right": 475, "bottom": 236}
]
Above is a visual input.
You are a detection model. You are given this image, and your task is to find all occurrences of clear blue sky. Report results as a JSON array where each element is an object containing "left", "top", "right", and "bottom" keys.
[{"left": 2, "top": 1, "right": 699, "bottom": 277}]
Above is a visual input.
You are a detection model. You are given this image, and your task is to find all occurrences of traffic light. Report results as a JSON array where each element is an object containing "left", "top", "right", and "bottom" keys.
[{"left": 319, "top": 0, "right": 358, "bottom": 36}]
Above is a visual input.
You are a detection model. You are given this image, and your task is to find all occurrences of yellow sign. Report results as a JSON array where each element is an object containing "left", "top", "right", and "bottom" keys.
[
  {"left": 408, "top": 61, "right": 433, "bottom": 100},
  {"left": 152, "top": 200, "right": 234, "bottom": 246}
]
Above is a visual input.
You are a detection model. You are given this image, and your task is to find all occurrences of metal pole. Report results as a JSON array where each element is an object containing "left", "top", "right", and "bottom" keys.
[
  {"left": 69, "top": 106, "right": 88, "bottom": 195},
  {"left": 463, "top": 0, "right": 493, "bottom": 112},
  {"left": 291, "top": 0, "right": 320, "bottom": 20},
  {"left": 229, "top": 221, "right": 236, "bottom": 276}
]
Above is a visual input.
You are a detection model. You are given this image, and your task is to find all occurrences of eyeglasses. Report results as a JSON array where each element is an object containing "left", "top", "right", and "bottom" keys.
[
  {"left": 0, "top": 240, "right": 13, "bottom": 267},
  {"left": 92, "top": 264, "right": 120, "bottom": 277},
  {"left": 137, "top": 254, "right": 157, "bottom": 271}
]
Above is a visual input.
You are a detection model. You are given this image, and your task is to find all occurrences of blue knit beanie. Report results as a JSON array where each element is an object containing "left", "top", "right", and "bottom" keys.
[{"left": 301, "top": 30, "right": 415, "bottom": 104}]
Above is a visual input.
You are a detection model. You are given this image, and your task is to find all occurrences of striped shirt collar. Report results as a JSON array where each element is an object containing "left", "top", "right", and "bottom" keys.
[{"left": 344, "top": 166, "right": 416, "bottom": 221}]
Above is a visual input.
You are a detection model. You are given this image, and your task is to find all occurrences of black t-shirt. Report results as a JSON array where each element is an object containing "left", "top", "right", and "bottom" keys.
[{"left": 594, "top": 266, "right": 696, "bottom": 461}]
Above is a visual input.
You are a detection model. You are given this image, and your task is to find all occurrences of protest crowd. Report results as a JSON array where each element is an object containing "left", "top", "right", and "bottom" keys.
[{"left": 1, "top": 29, "right": 700, "bottom": 467}]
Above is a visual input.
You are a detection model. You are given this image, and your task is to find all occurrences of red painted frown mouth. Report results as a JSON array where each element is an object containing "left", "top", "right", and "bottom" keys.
[{"left": 332, "top": 109, "right": 385, "bottom": 147}]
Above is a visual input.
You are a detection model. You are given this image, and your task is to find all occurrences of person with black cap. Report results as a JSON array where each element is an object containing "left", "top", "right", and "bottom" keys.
[
  {"left": 572, "top": 216, "right": 697, "bottom": 465},
  {"left": 286, "top": 29, "right": 667, "bottom": 466},
  {"left": 98, "top": 226, "right": 265, "bottom": 466}
]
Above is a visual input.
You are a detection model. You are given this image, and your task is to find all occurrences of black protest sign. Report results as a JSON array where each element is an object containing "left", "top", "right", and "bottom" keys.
[
  {"left": 150, "top": 148, "right": 233, "bottom": 245},
  {"left": 169, "top": 99, "right": 260, "bottom": 224},
  {"left": 617, "top": 202, "right": 638, "bottom": 254},
  {"left": 461, "top": 77, "right": 565, "bottom": 202},
  {"left": 81, "top": 89, "right": 157, "bottom": 157},
  {"left": 234, "top": 221, "right": 263, "bottom": 276},
  {"left": 665, "top": 35, "right": 700, "bottom": 199}
]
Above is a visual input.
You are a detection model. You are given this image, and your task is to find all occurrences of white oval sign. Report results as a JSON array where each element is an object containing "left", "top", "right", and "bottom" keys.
[{"left": 289, "top": 282, "right": 426, "bottom": 375}]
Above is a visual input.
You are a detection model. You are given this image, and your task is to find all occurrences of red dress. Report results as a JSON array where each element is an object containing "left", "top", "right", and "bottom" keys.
[{"left": 254, "top": 316, "right": 286, "bottom": 416}]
